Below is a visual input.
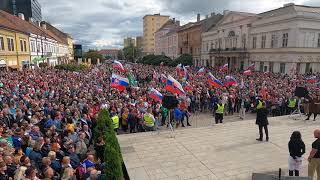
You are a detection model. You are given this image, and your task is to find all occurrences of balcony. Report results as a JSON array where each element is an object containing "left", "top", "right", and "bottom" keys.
[{"left": 209, "top": 47, "right": 248, "bottom": 55}]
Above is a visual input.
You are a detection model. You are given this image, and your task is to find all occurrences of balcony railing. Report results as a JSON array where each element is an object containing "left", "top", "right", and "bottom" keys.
[{"left": 209, "top": 47, "right": 248, "bottom": 54}]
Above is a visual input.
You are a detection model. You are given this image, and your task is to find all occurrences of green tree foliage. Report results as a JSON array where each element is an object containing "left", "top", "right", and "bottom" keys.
[
  {"left": 123, "top": 45, "right": 140, "bottom": 62},
  {"left": 117, "top": 50, "right": 124, "bottom": 60},
  {"left": 84, "top": 49, "right": 103, "bottom": 64},
  {"left": 104, "top": 144, "right": 123, "bottom": 180},
  {"left": 169, "top": 54, "right": 193, "bottom": 66},
  {"left": 93, "top": 109, "right": 112, "bottom": 143},
  {"left": 54, "top": 64, "right": 88, "bottom": 72},
  {"left": 137, "top": 54, "right": 172, "bottom": 65},
  {"left": 94, "top": 109, "right": 124, "bottom": 179}
]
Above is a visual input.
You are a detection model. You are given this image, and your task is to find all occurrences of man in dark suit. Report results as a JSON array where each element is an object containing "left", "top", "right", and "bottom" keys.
[{"left": 256, "top": 101, "right": 269, "bottom": 142}]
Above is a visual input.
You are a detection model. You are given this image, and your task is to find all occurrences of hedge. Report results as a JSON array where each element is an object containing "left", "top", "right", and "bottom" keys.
[
  {"left": 137, "top": 54, "right": 193, "bottom": 67},
  {"left": 54, "top": 64, "right": 88, "bottom": 72},
  {"left": 94, "top": 109, "right": 124, "bottom": 180}
]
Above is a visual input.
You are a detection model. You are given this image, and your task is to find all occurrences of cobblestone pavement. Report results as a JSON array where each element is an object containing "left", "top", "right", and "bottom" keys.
[{"left": 118, "top": 115, "right": 319, "bottom": 180}]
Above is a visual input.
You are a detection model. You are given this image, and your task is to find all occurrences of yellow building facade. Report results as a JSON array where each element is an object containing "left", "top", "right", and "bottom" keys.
[
  {"left": 0, "top": 28, "right": 30, "bottom": 70},
  {"left": 67, "top": 36, "right": 74, "bottom": 62},
  {"left": 143, "top": 14, "right": 169, "bottom": 55}
]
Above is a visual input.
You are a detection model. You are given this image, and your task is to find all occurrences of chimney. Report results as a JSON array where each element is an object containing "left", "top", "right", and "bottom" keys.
[
  {"left": 40, "top": 21, "right": 47, "bottom": 29},
  {"left": 223, "top": 10, "right": 230, "bottom": 15},
  {"left": 197, "top": 13, "right": 200, "bottom": 22},
  {"left": 172, "top": 18, "right": 175, "bottom": 23},
  {"left": 18, "top": 13, "right": 25, "bottom": 20},
  {"left": 211, "top": 12, "right": 215, "bottom": 17},
  {"left": 205, "top": 15, "right": 209, "bottom": 19}
]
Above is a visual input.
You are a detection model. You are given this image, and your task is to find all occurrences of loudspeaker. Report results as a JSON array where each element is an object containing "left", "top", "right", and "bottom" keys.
[
  {"left": 162, "top": 94, "right": 179, "bottom": 109},
  {"left": 294, "top": 87, "right": 308, "bottom": 98}
]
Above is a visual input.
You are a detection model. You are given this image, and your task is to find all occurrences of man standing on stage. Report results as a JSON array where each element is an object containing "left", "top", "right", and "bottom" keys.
[{"left": 256, "top": 101, "right": 269, "bottom": 141}]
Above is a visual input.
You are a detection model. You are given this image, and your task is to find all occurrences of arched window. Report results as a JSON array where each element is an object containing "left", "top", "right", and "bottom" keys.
[{"left": 228, "top": 31, "right": 235, "bottom": 37}]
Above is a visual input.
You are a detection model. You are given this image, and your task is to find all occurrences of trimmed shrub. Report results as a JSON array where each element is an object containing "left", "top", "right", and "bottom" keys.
[
  {"left": 104, "top": 129, "right": 123, "bottom": 162},
  {"left": 104, "top": 144, "right": 123, "bottom": 180},
  {"left": 54, "top": 64, "right": 88, "bottom": 72},
  {"left": 93, "top": 109, "right": 112, "bottom": 143}
]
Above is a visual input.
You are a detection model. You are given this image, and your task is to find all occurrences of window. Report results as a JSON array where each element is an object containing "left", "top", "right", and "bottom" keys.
[
  {"left": 252, "top": 37, "right": 257, "bottom": 49},
  {"left": 242, "top": 34, "right": 246, "bottom": 49},
  {"left": 280, "top": 63, "right": 286, "bottom": 73},
  {"left": 7, "top": 38, "right": 14, "bottom": 51},
  {"left": 282, "top": 33, "right": 288, "bottom": 47},
  {"left": 261, "top": 35, "right": 266, "bottom": 48},
  {"left": 271, "top": 34, "right": 277, "bottom": 48},
  {"left": 259, "top": 62, "right": 264, "bottom": 72},
  {"left": 305, "top": 63, "right": 310, "bottom": 73},
  {"left": 269, "top": 62, "right": 274, "bottom": 72},
  {"left": 0, "top": 37, "right": 4, "bottom": 50},
  {"left": 30, "top": 41, "right": 35, "bottom": 52},
  {"left": 318, "top": 33, "right": 320, "bottom": 47},
  {"left": 20, "top": 39, "right": 24, "bottom": 52}
]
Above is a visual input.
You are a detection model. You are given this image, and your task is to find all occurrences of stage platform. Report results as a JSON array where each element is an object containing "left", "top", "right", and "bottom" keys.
[{"left": 118, "top": 116, "right": 319, "bottom": 180}]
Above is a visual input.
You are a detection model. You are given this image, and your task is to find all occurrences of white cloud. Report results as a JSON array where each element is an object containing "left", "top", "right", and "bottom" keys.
[{"left": 38, "top": 0, "right": 318, "bottom": 50}]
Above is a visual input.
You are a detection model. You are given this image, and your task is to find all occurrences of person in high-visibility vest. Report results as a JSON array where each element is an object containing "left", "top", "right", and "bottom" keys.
[
  {"left": 256, "top": 99, "right": 263, "bottom": 110},
  {"left": 143, "top": 108, "right": 155, "bottom": 131},
  {"left": 287, "top": 97, "right": 297, "bottom": 114},
  {"left": 215, "top": 101, "right": 225, "bottom": 124},
  {"left": 111, "top": 114, "right": 119, "bottom": 133}
]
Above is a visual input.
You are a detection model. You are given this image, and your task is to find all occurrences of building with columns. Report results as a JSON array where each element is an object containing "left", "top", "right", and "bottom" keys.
[
  {"left": 200, "top": 4, "right": 320, "bottom": 74},
  {"left": 200, "top": 11, "right": 257, "bottom": 69},
  {"left": 249, "top": 3, "right": 320, "bottom": 74}
]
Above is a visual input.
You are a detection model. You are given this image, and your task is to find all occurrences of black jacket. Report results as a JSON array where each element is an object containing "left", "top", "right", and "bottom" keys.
[
  {"left": 288, "top": 140, "right": 305, "bottom": 159},
  {"left": 256, "top": 108, "right": 269, "bottom": 126}
]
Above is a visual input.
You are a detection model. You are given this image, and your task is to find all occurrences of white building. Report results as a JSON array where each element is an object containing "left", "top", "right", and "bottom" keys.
[
  {"left": 201, "top": 4, "right": 320, "bottom": 74},
  {"left": 249, "top": 3, "right": 320, "bottom": 74},
  {"left": 201, "top": 11, "right": 257, "bottom": 69}
]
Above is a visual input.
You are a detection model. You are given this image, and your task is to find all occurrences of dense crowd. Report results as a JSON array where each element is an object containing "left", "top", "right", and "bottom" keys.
[{"left": 0, "top": 63, "right": 318, "bottom": 179}]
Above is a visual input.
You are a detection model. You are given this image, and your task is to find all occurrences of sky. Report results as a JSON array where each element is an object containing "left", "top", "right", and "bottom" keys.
[{"left": 38, "top": 0, "right": 319, "bottom": 50}]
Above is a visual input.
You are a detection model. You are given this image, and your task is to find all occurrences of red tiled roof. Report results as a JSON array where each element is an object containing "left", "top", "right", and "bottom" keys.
[{"left": 0, "top": 10, "right": 68, "bottom": 45}]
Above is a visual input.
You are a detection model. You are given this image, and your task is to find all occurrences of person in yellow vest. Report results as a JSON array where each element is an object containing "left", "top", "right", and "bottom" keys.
[
  {"left": 111, "top": 113, "right": 119, "bottom": 134},
  {"left": 256, "top": 98, "right": 263, "bottom": 110},
  {"left": 143, "top": 108, "right": 155, "bottom": 131},
  {"left": 215, "top": 100, "right": 224, "bottom": 124},
  {"left": 287, "top": 97, "right": 297, "bottom": 114}
]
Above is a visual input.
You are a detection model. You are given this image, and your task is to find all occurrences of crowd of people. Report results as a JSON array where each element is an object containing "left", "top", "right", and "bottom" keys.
[{"left": 0, "top": 62, "right": 318, "bottom": 179}]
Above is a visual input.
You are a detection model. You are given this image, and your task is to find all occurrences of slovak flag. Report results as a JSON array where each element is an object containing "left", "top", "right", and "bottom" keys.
[
  {"left": 113, "top": 60, "right": 126, "bottom": 73},
  {"left": 165, "top": 75, "right": 185, "bottom": 95},
  {"left": 243, "top": 69, "right": 252, "bottom": 76},
  {"left": 111, "top": 73, "right": 129, "bottom": 91},
  {"left": 219, "top": 64, "right": 228, "bottom": 71},
  {"left": 161, "top": 74, "right": 167, "bottom": 83},
  {"left": 185, "top": 82, "right": 193, "bottom": 92},
  {"left": 247, "top": 63, "right": 255, "bottom": 70},
  {"left": 306, "top": 76, "right": 317, "bottom": 84},
  {"left": 208, "top": 72, "right": 224, "bottom": 88},
  {"left": 224, "top": 75, "right": 238, "bottom": 86},
  {"left": 198, "top": 67, "right": 206, "bottom": 75},
  {"left": 149, "top": 88, "right": 163, "bottom": 102}
]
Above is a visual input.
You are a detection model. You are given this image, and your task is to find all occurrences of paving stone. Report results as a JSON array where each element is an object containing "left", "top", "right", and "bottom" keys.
[{"left": 119, "top": 115, "right": 319, "bottom": 180}]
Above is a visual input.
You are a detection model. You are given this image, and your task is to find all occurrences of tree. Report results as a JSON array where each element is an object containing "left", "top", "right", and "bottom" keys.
[
  {"left": 137, "top": 54, "right": 172, "bottom": 65},
  {"left": 93, "top": 109, "right": 112, "bottom": 143},
  {"left": 169, "top": 54, "right": 193, "bottom": 66},
  {"left": 117, "top": 50, "right": 124, "bottom": 60},
  {"left": 123, "top": 45, "right": 140, "bottom": 62},
  {"left": 104, "top": 144, "right": 123, "bottom": 180},
  {"left": 84, "top": 49, "right": 103, "bottom": 64}
]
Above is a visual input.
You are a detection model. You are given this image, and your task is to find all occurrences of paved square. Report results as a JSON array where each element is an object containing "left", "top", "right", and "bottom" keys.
[{"left": 118, "top": 116, "right": 320, "bottom": 180}]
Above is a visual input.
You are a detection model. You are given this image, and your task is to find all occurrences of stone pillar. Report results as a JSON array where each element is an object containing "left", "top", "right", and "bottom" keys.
[
  {"left": 97, "top": 58, "right": 100, "bottom": 65},
  {"left": 88, "top": 58, "right": 91, "bottom": 64}
]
